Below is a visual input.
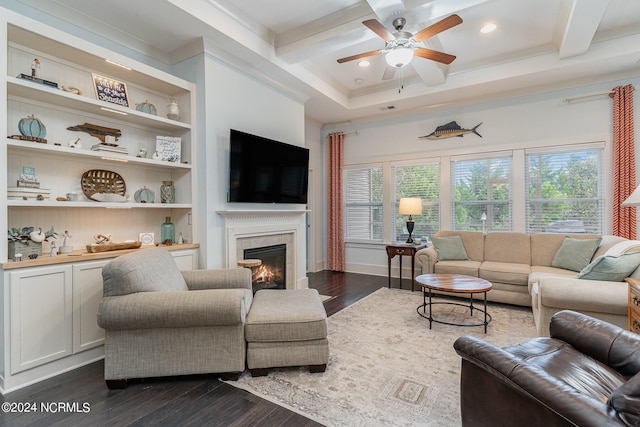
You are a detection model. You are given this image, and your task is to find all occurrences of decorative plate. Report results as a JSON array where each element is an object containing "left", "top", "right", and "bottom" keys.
[
  {"left": 91, "top": 193, "right": 127, "bottom": 202},
  {"left": 81, "top": 169, "right": 126, "bottom": 200},
  {"left": 134, "top": 186, "right": 155, "bottom": 203}
]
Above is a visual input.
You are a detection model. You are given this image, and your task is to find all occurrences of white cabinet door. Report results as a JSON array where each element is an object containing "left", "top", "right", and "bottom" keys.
[
  {"left": 172, "top": 249, "right": 198, "bottom": 270},
  {"left": 10, "top": 265, "right": 73, "bottom": 374},
  {"left": 72, "top": 260, "right": 108, "bottom": 353}
]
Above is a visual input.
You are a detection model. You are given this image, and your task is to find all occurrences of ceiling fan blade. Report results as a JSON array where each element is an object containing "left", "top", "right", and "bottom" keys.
[
  {"left": 414, "top": 47, "right": 457, "bottom": 65},
  {"left": 382, "top": 66, "right": 396, "bottom": 80},
  {"left": 363, "top": 19, "right": 394, "bottom": 42},
  {"left": 337, "top": 49, "right": 383, "bottom": 63},
  {"left": 413, "top": 14, "right": 463, "bottom": 42}
]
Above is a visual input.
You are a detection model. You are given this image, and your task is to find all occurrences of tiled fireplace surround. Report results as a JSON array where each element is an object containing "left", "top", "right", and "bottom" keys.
[{"left": 217, "top": 210, "right": 308, "bottom": 289}]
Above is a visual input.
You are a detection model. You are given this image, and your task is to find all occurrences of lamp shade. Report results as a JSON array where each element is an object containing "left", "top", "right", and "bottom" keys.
[
  {"left": 385, "top": 47, "right": 414, "bottom": 68},
  {"left": 622, "top": 185, "right": 640, "bottom": 206},
  {"left": 399, "top": 198, "right": 422, "bottom": 215}
]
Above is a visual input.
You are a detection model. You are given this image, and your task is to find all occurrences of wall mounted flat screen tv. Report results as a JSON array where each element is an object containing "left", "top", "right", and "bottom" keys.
[{"left": 228, "top": 129, "right": 309, "bottom": 204}]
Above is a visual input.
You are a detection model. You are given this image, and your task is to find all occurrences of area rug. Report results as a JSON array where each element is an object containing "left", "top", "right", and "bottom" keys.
[{"left": 228, "top": 287, "right": 537, "bottom": 426}]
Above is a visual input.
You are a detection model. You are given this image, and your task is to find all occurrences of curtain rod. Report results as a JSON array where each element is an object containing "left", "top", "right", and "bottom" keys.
[{"left": 563, "top": 86, "right": 635, "bottom": 103}]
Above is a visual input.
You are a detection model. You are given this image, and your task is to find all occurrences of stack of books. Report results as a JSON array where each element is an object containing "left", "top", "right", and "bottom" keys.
[
  {"left": 91, "top": 143, "right": 128, "bottom": 155},
  {"left": 8, "top": 187, "right": 50, "bottom": 200}
]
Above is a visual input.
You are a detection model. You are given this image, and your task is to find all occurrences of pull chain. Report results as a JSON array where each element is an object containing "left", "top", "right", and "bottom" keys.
[{"left": 398, "top": 66, "right": 404, "bottom": 93}]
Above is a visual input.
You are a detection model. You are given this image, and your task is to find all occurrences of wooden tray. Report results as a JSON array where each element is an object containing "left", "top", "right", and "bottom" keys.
[{"left": 86, "top": 241, "right": 141, "bottom": 253}]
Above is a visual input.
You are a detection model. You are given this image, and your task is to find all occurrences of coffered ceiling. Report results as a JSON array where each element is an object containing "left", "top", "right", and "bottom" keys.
[{"left": 15, "top": 0, "right": 640, "bottom": 124}]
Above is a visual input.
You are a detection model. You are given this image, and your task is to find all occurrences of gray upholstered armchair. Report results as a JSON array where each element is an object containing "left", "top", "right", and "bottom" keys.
[{"left": 97, "top": 248, "right": 253, "bottom": 389}]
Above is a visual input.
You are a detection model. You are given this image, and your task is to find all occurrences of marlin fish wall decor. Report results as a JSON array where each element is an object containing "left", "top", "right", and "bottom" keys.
[{"left": 419, "top": 121, "right": 482, "bottom": 140}]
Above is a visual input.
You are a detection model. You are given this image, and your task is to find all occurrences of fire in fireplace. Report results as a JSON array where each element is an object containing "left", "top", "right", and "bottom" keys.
[{"left": 243, "top": 244, "right": 286, "bottom": 291}]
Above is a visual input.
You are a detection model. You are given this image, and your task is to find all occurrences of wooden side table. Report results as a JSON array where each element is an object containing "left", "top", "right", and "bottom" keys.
[
  {"left": 626, "top": 278, "right": 640, "bottom": 334},
  {"left": 386, "top": 243, "right": 427, "bottom": 292}
]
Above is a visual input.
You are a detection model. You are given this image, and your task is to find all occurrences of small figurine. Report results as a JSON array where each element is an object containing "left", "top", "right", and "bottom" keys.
[
  {"left": 60, "top": 230, "right": 73, "bottom": 254},
  {"left": 31, "top": 59, "right": 40, "bottom": 78},
  {"left": 50, "top": 242, "right": 57, "bottom": 257},
  {"left": 177, "top": 232, "right": 184, "bottom": 244}
]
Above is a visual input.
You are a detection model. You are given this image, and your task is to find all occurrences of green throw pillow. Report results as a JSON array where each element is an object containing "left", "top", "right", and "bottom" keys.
[
  {"left": 432, "top": 235, "right": 469, "bottom": 261},
  {"left": 576, "top": 250, "right": 640, "bottom": 282},
  {"left": 551, "top": 237, "right": 602, "bottom": 272}
]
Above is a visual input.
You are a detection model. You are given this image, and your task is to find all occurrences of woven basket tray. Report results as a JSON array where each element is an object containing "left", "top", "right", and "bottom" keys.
[{"left": 81, "top": 170, "right": 126, "bottom": 200}]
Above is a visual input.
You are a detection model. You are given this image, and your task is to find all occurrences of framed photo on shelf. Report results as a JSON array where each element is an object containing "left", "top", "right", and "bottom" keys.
[
  {"left": 139, "top": 232, "right": 155, "bottom": 246},
  {"left": 92, "top": 73, "right": 130, "bottom": 108}
]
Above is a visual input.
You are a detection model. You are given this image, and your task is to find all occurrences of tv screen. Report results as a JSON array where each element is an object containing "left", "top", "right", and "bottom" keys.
[{"left": 228, "top": 129, "right": 309, "bottom": 204}]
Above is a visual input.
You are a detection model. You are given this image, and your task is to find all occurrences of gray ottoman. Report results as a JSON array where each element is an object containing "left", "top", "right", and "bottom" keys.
[{"left": 245, "top": 289, "right": 329, "bottom": 376}]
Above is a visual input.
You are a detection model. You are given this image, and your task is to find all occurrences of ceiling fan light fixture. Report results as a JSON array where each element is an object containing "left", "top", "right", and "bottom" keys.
[{"left": 385, "top": 47, "right": 413, "bottom": 68}]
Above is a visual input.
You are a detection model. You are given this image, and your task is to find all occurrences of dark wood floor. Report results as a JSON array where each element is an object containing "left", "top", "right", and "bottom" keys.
[{"left": 0, "top": 271, "right": 388, "bottom": 427}]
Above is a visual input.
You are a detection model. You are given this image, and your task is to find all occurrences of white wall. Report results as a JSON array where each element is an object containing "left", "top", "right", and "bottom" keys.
[
  {"left": 319, "top": 78, "right": 640, "bottom": 277},
  {"left": 305, "top": 117, "right": 324, "bottom": 272},
  {"left": 199, "top": 47, "right": 306, "bottom": 270}
]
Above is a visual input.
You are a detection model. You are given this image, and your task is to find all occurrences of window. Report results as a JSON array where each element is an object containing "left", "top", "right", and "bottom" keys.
[
  {"left": 451, "top": 155, "right": 512, "bottom": 231},
  {"left": 526, "top": 145, "right": 604, "bottom": 234},
  {"left": 344, "top": 165, "right": 383, "bottom": 241},
  {"left": 392, "top": 162, "right": 440, "bottom": 241}
]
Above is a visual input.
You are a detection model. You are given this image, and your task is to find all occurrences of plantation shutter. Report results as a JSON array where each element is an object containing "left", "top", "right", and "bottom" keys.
[
  {"left": 451, "top": 153, "right": 512, "bottom": 231},
  {"left": 525, "top": 143, "right": 604, "bottom": 234},
  {"left": 344, "top": 165, "right": 384, "bottom": 241},
  {"left": 391, "top": 161, "right": 440, "bottom": 241}
]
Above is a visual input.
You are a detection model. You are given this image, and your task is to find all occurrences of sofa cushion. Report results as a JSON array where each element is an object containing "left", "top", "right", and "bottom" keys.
[
  {"left": 529, "top": 267, "right": 577, "bottom": 286},
  {"left": 434, "top": 260, "right": 481, "bottom": 277},
  {"left": 434, "top": 230, "right": 485, "bottom": 261},
  {"left": 531, "top": 233, "right": 612, "bottom": 267},
  {"left": 484, "top": 232, "right": 530, "bottom": 264},
  {"left": 102, "top": 248, "right": 188, "bottom": 296},
  {"left": 577, "top": 250, "right": 640, "bottom": 282},
  {"left": 432, "top": 235, "right": 469, "bottom": 260},
  {"left": 480, "top": 261, "right": 530, "bottom": 285},
  {"left": 551, "top": 237, "right": 602, "bottom": 272}
]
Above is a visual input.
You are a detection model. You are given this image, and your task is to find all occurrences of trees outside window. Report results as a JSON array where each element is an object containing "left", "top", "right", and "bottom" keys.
[
  {"left": 526, "top": 147, "right": 603, "bottom": 234},
  {"left": 452, "top": 156, "right": 512, "bottom": 231}
]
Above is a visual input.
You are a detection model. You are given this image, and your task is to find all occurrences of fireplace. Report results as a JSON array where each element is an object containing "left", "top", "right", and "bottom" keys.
[
  {"left": 218, "top": 209, "right": 309, "bottom": 290},
  {"left": 244, "top": 244, "right": 286, "bottom": 291}
]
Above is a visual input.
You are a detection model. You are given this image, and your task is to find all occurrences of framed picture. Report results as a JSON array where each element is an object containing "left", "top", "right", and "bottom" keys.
[
  {"left": 92, "top": 73, "right": 130, "bottom": 108},
  {"left": 139, "top": 232, "right": 155, "bottom": 246},
  {"left": 155, "top": 136, "right": 182, "bottom": 162}
]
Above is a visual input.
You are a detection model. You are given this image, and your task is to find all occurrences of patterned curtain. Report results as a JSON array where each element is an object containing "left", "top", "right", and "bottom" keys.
[
  {"left": 612, "top": 84, "right": 636, "bottom": 239},
  {"left": 327, "top": 132, "right": 346, "bottom": 271}
]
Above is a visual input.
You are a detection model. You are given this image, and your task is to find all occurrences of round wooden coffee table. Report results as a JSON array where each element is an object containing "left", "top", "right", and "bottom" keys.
[{"left": 415, "top": 274, "right": 492, "bottom": 333}]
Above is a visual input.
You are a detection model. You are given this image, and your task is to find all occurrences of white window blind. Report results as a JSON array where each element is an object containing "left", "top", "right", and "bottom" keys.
[
  {"left": 392, "top": 162, "right": 440, "bottom": 241},
  {"left": 344, "top": 165, "right": 384, "bottom": 241},
  {"left": 451, "top": 155, "right": 512, "bottom": 231},
  {"left": 525, "top": 146, "right": 604, "bottom": 234}
]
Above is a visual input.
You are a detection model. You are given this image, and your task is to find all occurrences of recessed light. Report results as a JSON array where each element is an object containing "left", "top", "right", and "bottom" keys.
[
  {"left": 480, "top": 23, "right": 497, "bottom": 34},
  {"left": 358, "top": 60, "right": 371, "bottom": 67},
  {"left": 354, "top": 78, "right": 364, "bottom": 84}
]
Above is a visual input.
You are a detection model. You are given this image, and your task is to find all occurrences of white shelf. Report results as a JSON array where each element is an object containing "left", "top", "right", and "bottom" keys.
[
  {"left": 7, "top": 200, "right": 192, "bottom": 209},
  {"left": 6, "top": 139, "right": 192, "bottom": 170},
  {"left": 7, "top": 77, "right": 191, "bottom": 132}
]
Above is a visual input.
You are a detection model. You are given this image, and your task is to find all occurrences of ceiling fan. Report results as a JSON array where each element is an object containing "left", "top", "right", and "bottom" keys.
[{"left": 337, "top": 14, "right": 463, "bottom": 80}]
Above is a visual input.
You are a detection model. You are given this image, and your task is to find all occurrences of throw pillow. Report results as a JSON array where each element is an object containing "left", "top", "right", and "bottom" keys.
[
  {"left": 576, "top": 250, "right": 640, "bottom": 282},
  {"left": 431, "top": 235, "right": 469, "bottom": 261},
  {"left": 551, "top": 237, "right": 602, "bottom": 272}
]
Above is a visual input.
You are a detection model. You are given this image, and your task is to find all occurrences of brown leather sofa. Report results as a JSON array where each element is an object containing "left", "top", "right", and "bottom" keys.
[{"left": 453, "top": 310, "right": 640, "bottom": 427}]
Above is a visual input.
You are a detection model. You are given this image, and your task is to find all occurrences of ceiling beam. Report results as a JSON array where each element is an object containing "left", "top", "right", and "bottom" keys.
[
  {"left": 275, "top": 3, "right": 374, "bottom": 63},
  {"left": 556, "top": 0, "right": 610, "bottom": 59}
]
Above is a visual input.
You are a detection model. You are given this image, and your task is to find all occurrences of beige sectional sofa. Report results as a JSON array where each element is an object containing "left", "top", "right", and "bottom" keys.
[{"left": 415, "top": 230, "right": 636, "bottom": 336}]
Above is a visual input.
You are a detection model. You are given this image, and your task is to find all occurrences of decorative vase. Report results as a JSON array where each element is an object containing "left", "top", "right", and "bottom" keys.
[
  {"left": 161, "top": 217, "right": 175, "bottom": 244},
  {"left": 160, "top": 181, "right": 175, "bottom": 204}
]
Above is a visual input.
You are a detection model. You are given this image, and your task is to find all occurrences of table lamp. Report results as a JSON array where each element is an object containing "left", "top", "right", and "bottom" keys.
[{"left": 399, "top": 197, "right": 422, "bottom": 243}]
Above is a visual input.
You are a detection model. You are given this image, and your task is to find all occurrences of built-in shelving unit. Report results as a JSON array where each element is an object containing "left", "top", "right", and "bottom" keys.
[
  {"left": 1, "top": 17, "right": 197, "bottom": 260},
  {"left": 0, "top": 9, "right": 200, "bottom": 393}
]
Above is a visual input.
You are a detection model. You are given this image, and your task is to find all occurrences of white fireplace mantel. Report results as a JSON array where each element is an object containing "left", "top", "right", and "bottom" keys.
[{"left": 217, "top": 210, "right": 309, "bottom": 289}]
